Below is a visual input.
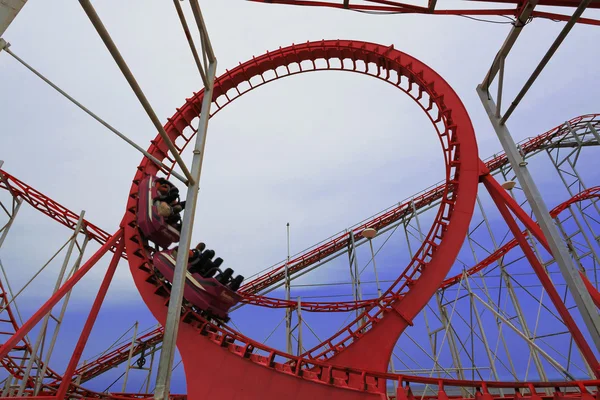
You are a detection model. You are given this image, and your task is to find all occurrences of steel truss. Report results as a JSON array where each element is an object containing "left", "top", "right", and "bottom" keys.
[
  {"left": 248, "top": 0, "right": 600, "bottom": 25},
  {"left": 1, "top": 83, "right": 600, "bottom": 400},
  {"left": 1, "top": 1, "right": 600, "bottom": 399},
  {"left": 476, "top": 0, "right": 600, "bottom": 359},
  {"left": 1, "top": 100, "right": 599, "bottom": 400}
]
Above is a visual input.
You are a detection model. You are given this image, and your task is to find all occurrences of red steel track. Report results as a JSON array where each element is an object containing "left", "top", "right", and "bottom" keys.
[
  {"left": 0, "top": 279, "right": 62, "bottom": 391},
  {"left": 68, "top": 327, "right": 164, "bottom": 385},
  {"left": 247, "top": 0, "right": 600, "bottom": 26},
  {"left": 64, "top": 182, "right": 600, "bottom": 389},
  {"left": 0, "top": 172, "right": 383, "bottom": 313},
  {"left": 1, "top": 39, "right": 599, "bottom": 398},
  {"left": 442, "top": 186, "right": 600, "bottom": 289},
  {"left": 0, "top": 172, "right": 116, "bottom": 254},
  {"left": 119, "top": 39, "right": 596, "bottom": 399},
  {"left": 123, "top": 38, "right": 482, "bottom": 398},
  {"left": 241, "top": 114, "right": 600, "bottom": 296},
  {"left": 46, "top": 185, "right": 600, "bottom": 389},
  {"left": 2, "top": 114, "right": 598, "bottom": 306}
]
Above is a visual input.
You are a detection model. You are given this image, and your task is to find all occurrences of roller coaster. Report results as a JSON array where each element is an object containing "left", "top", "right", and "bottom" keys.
[{"left": 1, "top": 0, "right": 599, "bottom": 399}]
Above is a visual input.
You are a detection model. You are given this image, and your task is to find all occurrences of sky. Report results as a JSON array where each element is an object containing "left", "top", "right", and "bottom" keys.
[{"left": 0, "top": 0, "right": 600, "bottom": 395}]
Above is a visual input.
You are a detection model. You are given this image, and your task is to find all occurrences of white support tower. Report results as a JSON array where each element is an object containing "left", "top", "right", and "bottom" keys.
[{"left": 0, "top": 0, "right": 27, "bottom": 37}]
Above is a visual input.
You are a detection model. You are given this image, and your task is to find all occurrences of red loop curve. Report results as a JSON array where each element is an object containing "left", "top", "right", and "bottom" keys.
[{"left": 123, "top": 40, "right": 479, "bottom": 398}]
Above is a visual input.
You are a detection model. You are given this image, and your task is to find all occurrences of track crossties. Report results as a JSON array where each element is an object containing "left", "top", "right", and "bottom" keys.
[{"left": 123, "top": 40, "right": 480, "bottom": 398}]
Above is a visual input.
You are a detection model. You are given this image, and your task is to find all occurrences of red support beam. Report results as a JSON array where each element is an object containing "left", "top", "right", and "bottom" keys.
[
  {"left": 0, "top": 397, "right": 58, "bottom": 400},
  {"left": 483, "top": 174, "right": 549, "bottom": 250},
  {"left": 55, "top": 238, "right": 125, "bottom": 399},
  {"left": 247, "top": 0, "right": 600, "bottom": 24},
  {"left": 487, "top": 178, "right": 600, "bottom": 309},
  {"left": 483, "top": 174, "right": 600, "bottom": 377},
  {"left": 0, "top": 230, "right": 122, "bottom": 361},
  {"left": 531, "top": 10, "right": 600, "bottom": 26}
]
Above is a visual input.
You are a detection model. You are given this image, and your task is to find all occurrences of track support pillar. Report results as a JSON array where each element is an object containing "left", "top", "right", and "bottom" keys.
[
  {"left": 152, "top": 4, "right": 217, "bottom": 393},
  {"left": 56, "top": 239, "right": 125, "bottom": 399},
  {"left": 0, "top": 231, "right": 121, "bottom": 361},
  {"left": 478, "top": 88, "right": 600, "bottom": 361},
  {"left": 484, "top": 174, "right": 600, "bottom": 376}
]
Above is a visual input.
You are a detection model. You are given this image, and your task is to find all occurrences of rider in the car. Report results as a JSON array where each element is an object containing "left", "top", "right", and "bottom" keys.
[{"left": 154, "top": 178, "right": 186, "bottom": 230}]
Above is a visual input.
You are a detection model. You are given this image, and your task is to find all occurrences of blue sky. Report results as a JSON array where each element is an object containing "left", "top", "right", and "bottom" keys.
[{"left": 1, "top": 0, "right": 600, "bottom": 395}]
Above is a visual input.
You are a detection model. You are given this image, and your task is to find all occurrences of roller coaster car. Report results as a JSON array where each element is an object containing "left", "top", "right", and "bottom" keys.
[
  {"left": 136, "top": 175, "right": 180, "bottom": 248},
  {"left": 153, "top": 249, "right": 241, "bottom": 322}
]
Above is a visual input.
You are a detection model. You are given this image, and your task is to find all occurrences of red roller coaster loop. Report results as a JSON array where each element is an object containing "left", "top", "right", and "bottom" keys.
[
  {"left": 123, "top": 38, "right": 480, "bottom": 397},
  {"left": 1, "top": 37, "right": 599, "bottom": 397},
  {"left": 1, "top": 109, "right": 599, "bottom": 398}
]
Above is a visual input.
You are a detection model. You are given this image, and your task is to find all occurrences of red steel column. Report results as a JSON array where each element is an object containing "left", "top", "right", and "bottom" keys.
[
  {"left": 0, "top": 231, "right": 121, "bottom": 360},
  {"left": 483, "top": 175, "right": 600, "bottom": 309},
  {"left": 55, "top": 238, "right": 125, "bottom": 399},
  {"left": 483, "top": 174, "right": 600, "bottom": 377}
]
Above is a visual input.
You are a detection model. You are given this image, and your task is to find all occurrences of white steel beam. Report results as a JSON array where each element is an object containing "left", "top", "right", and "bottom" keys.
[
  {"left": 480, "top": 0, "right": 538, "bottom": 89},
  {"left": 471, "top": 290, "right": 575, "bottom": 379},
  {"left": 18, "top": 212, "right": 85, "bottom": 395},
  {"left": 477, "top": 88, "right": 600, "bottom": 354},
  {"left": 121, "top": 322, "right": 139, "bottom": 393},
  {"left": 475, "top": 195, "right": 546, "bottom": 381},
  {"left": 152, "top": 18, "right": 217, "bottom": 399},
  {"left": 463, "top": 275, "right": 502, "bottom": 390},
  {"left": 500, "top": 0, "right": 593, "bottom": 124},
  {"left": 285, "top": 223, "right": 292, "bottom": 354},
  {"left": 34, "top": 234, "right": 90, "bottom": 395},
  {"left": 78, "top": 0, "right": 194, "bottom": 185},
  {"left": 0, "top": 46, "right": 187, "bottom": 184},
  {"left": 0, "top": 0, "right": 26, "bottom": 37}
]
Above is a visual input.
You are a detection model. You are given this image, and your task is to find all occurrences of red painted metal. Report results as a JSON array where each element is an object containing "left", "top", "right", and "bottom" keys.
[
  {"left": 0, "top": 170, "right": 123, "bottom": 257},
  {"left": 1, "top": 115, "right": 598, "bottom": 303},
  {"left": 0, "top": 231, "right": 121, "bottom": 361},
  {"left": 247, "top": 0, "right": 600, "bottom": 25},
  {"left": 442, "top": 185, "right": 600, "bottom": 290},
  {"left": 530, "top": 11, "right": 600, "bottom": 26},
  {"left": 0, "top": 277, "right": 62, "bottom": 388},
  {"left": 549, "top": 186, "right": 600, "bottom": 308},
  {"left": 482, "top": 173, "right": 600, "bottom": 377},
  {"left": 241, "top": 114, "right": 600, "bottom": 295},
  {"left": 68, "top": 327, "right": 164, "bottom": 384},
  {"left": 0, "top": 40, "right": 598, "bottom": 398},
  {"left": 469, "top": 0, "right": 600, "bottom": 9},
  {"left": 56, "top": 239, "right": 125, "bottom": 399},
  {"left": 549, "top": 186, "right": 600, "bottom": 218},
  {"left": 123, "top": 39, "right": 479, "bottom": 397}
]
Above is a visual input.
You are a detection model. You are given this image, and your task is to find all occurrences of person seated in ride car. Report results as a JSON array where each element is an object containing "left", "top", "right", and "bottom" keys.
[
  {"left": 170, "top": 242, "right": 205, "bottom": 267},
  {"left": 153, "top": 178, "right": 186, "bottom": 229}
]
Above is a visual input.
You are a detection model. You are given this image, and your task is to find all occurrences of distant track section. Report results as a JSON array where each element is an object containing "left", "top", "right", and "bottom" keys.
[
  {"left": 0, "top": 170, "right": 123, "bottom": 257},
  {"left": 241, "top": 113, "right": 600, "bottom": 295},
  {"left": 1, "top": 113, "right": 599, "bottom": 297}
]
